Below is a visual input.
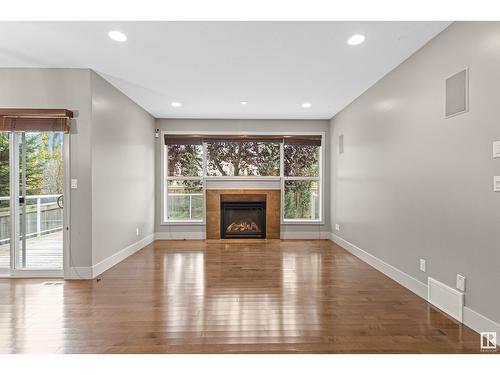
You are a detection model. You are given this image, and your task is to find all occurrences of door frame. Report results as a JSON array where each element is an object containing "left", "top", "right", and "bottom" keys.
[{"left": 4, "top": 132, "right": 70, "bottom": 278}]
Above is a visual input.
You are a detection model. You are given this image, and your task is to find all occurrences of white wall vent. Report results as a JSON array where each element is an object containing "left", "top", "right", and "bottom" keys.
[
  {"left": 445, "top": 68, "right": 468, "bottom": 118},
  {"left": 428, "top": 277, "right": 464, "bottom": 322}
]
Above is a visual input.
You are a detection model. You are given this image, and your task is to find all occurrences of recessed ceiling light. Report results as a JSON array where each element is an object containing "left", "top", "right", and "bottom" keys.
[
  {"left": 171, "top": 101, "right": 182, "bottom": 107},
  {"left": 301, "top": 102, "right": 312, "bottom": 108},
  {"left": 240, "top": 101, "right": 248, "bottom": 105},
  {"left": 108, "top": 30, "right": 127, "bottom": 42},
  {"left": 347, "top": 34, "right": 365, "bottom": 46}
]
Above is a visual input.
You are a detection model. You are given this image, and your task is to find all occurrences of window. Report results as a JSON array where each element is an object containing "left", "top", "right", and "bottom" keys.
[
  {"left": 162, "top": 133, "right": 323, "bottom": 224},
  {"left": 283, "top": 141, "right": 321, "bottom": 222},
  {"left": 166, "top": 180, "right": 203, "bottom": 220},
  {"left": 206, "top": 141, "right": 280, "bottom": 176},
  {"left": 165, "top": 140, "right": 204, "bottom": 222}
]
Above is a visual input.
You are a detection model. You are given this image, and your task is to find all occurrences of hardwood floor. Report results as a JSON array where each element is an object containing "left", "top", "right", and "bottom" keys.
[{"left": 0, "top": 240, "right": 487, "bottom": 353}]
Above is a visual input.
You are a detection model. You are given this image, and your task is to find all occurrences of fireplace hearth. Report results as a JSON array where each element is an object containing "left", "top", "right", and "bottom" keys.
[{"left": 221, "top": 201, "right": 266, "bottom": 239}]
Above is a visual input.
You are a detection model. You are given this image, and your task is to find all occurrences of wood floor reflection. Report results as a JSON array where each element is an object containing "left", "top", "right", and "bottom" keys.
[{"left": 0, "top": 240, "right": 484, "bottom": 353}]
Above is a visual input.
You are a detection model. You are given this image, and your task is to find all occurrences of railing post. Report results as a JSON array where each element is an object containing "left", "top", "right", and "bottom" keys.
[
  {"left": 36, "top": 197, "right": 41, "bottom": 237},
  {"left": 189, "top": 194, "right": 192, "bottom": 220}
]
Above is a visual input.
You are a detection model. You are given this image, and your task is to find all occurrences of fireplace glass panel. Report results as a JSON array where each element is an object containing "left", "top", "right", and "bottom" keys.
[{"left": 221, "top": 202, "right": 266, "bottom": 239}]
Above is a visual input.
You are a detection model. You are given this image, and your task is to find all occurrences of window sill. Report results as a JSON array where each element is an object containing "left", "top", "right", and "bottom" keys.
[
  {"left": 161, "top": 220, "right": 205, "bottom": 226},
  {"left": 282, "top": 219, "right": 324, "bottom": 226}
]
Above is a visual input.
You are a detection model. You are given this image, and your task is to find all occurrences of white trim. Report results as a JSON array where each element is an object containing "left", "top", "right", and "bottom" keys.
[
  {"left": 330, "top": 233, "right": 428, "bottom": 299},
  {"left": 63, "top": 133, "right": 71, "bottom": 279},
  {"left": 66, "top": 233, "right": 155, "bottom": 280},
  {"left": 463, "top": 307, "right": 500, "bottom": 337},
  {"left": 67, "top": 266, "right": 92, "bottom": 279},
  {"left": 281, "top": 231, "right": 330, "bottom": 240},
  {"left": 155, "top": 231, "right": 206, "bottom": 240},
  {"left": 2, "top": 270, "right": 64, "bottom": 279},
  {"left": 92, "top": 233, "right": 155, "bottom": 278},
  {"left": 330, "top": 233, "right": 500, "bottom": 337},
  {"left": 161, "top": 220, "right": 204, "bottom": 226}
]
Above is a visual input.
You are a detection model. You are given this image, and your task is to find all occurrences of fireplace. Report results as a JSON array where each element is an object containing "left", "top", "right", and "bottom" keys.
[{"left": 220, "top": 201, "right": 266, "bottom": 239}]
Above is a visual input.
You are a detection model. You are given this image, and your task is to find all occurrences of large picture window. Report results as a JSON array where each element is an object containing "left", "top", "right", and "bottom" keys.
[{"left": 163, "top": 133, "right": 323, "bottom": 224}]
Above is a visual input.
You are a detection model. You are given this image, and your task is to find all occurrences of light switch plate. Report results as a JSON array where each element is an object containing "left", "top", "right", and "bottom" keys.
[
  {"left": 493, "top": 141, "right": 500, "bottom": 158},
  {"left": 71, "top": 179, "right": 78, "bottom": 189},
  {"left": 456, "top": 274, "right": 466, "bottom": 292},
  {"left": 419, "top": 259, "right": 426, "bottom": 272},
  {"left": 494, "top": 176, "right": 500, "bottom": 192}
]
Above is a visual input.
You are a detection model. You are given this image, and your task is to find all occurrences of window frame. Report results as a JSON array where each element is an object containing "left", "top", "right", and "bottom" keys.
[{"left": 161, "top": 130, "right": 325, "bottom": 226}]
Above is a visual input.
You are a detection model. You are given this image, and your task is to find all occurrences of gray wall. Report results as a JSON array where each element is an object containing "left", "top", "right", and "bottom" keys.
[
  {"left": 0, "top": 68, "right": 93, "bottom": 267},
  {"left": 155, "top": 119, "right": 330, "bottom": 236},
  {"left": 90, "top": 72, "right": 155, "bottom": 264},
  {"left": 330, "top": 22, "right": 500, "bottom": 323}
]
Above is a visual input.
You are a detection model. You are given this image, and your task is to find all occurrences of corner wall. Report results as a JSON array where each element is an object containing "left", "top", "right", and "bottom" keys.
[
  {"left": 90, "top": 72, "right": 155, "bottom": 270},
  {"left": 330, "top": 22, "right": 500, "bottom": 325}
]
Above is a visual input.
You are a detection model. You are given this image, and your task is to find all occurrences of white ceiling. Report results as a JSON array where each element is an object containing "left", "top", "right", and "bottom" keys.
[{"left": 0, "top": 21, "right": 451, "bottom": 119}]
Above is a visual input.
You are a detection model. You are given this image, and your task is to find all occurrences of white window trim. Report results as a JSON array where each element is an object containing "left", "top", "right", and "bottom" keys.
[{"left": 160, "top": 130, "right": 325, "bottom": 226}]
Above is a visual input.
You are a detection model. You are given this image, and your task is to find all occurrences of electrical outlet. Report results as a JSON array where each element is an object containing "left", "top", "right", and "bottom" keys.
[
  {"left": 419, "top": 259, "right": 426, "bottom": 272},
  {"left": 135, "top": 227, "right": 139, "bottom": 236},
  {"left": 456, "top": 274, "right": 466, "bottom": 291},
  {"left": 335, "top": 223, "right": 340, "bottom": 231},
  {"left": 71, "top": 179, "right": 78, "bottom": 189}
]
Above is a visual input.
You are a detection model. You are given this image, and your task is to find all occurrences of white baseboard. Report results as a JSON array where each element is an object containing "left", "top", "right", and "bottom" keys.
[
  {"left": 67, "top": 233, "right": 155, "bottom": 280},
  {"left": 463, "top": 307, "right": 500, "bottom": 337},
  {"left": 67, "top": 266, "right": 92, "bottom": 279},
  {"left": 331, "top": 234, "right": 428, "bottom": 300},
  {"left": 281, "top": 231, "right": 331, "bottom": 240},
  {"left": 330, "top": 233, "right": 500, "bottom": 337},
  {"left": 155, "top": 231, "right": 205, "bottom": 240},
  {"left": 92, "top": 233, "right": 155, "bottom": 278}
]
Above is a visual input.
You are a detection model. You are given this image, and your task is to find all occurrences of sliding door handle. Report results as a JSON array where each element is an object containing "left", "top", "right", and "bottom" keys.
[{"left": 57, "top": 195, "right": 64, "bottom": 209}]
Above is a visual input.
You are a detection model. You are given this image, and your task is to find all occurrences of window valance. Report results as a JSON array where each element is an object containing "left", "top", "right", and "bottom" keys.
[
  {"left": 164, "top": 134, "right": 321, "bottom": 146},
  {"left": 0, "top": 108, "right": 74, "bottom": 133}
]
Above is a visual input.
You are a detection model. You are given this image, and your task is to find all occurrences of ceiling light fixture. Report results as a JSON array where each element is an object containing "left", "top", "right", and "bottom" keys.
[
  {"left": 301, "top": 102, "right": 312, "bottom": 108},
  {"left": 347, "top": 34, "right": 365, "bottom": 46},
  {"left": 171, "top": 101, "right": 182, "bottom": 107},
  {"left": 240, "top": 101, "right": 248, "bottom": 105},
  {"left": 108, "top": 30, "right": 127, "bottom": 42}
]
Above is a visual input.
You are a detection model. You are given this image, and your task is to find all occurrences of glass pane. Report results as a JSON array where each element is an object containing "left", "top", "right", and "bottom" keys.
[
  {"left": 284, "top": 144, "right": 319, "bottom": 177},
  {"left": 206, "top": 141, "right": 280, "bottom": 176},
  {"left": 284, "top": 180, "right": 320, "bottom": 220},
  {"left": 18, "top": 132, "right": 64, "bottom": 270},
  {"left": 167, "top": 180, "right": 203, "bottom": 220},
  {"left": 167, "top": 144, "right": 203, "bottom": 177},
  {"left": 0, "top": 133, "right": 10, "bottom": 269}
]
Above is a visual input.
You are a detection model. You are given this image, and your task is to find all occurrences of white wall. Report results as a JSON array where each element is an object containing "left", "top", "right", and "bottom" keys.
[
  {"left": 155, "top": 118, "right": 331, "bottom": 238},
  {"left": 330, "top": 22, "right": 500, "bottom": 324},
  {"left": 90, "top": 72, "right": 155, "bottom": 266}
]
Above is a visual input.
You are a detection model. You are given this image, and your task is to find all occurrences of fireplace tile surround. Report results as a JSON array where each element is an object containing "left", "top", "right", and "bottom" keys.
[{"left": 206, "top": 189, "right": 281, "bottom": 240}]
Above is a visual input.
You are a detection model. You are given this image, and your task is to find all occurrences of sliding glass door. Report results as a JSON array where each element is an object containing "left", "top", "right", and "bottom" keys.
[{"left": 0, "top": 131, "right": 65, "bottom": 275}]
